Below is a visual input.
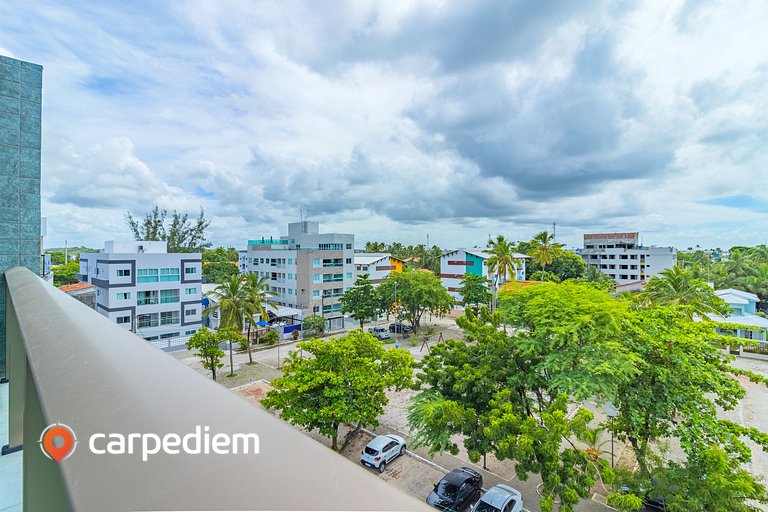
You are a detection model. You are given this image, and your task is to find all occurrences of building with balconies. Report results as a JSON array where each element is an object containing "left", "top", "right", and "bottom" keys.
[
  {"left": 578, "top": 232, "right": 677, "bottom": 286},
  {"left": 78, "top": 240, "right": 202, "bottom": 342},
  {"left": 245, "top": 221, "right": 354, "bottom": 330}
]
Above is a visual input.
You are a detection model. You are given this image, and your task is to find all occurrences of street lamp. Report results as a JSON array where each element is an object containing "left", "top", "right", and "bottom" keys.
[
  {"left": 604, "top": 402, "right": 618, "bottom": 468},
  {"left": 393, "top": 281, "right": 398, "bottom": 346}
]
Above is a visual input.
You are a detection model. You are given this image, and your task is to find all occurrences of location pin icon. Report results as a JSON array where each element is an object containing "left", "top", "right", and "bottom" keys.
[{"left": 39, "top": 423, "right": 77, "bottom": 462}]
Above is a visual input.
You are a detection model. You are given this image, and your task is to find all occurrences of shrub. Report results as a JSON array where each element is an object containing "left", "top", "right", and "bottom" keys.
[{"left": 261, "top": 330, "right": 279, "bottom": 346}]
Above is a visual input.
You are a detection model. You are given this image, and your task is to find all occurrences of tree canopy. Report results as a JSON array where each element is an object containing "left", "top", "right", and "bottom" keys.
[
  {"left": 457, "top": 272, "right": 491, "bottom": 312},
  {"left": 125, "top": 204, "right": 211, "bottom": 253},
  {"left": 639, "top": 266, "right": 730, "bottom": 320},
  {"left": 339, "top": 274, "right": 381, "bottom": 329},
  {"left": 378, "top": 268, "right": 453, "bottom": 329},
  {"left": 262, "top": 330, "right": 413, "bottom": 449}
]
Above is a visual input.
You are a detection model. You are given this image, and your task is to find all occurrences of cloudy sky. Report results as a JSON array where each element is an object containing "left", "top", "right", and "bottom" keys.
[{"left": 2, "top": 0, "right": 767, "bottom": 250}]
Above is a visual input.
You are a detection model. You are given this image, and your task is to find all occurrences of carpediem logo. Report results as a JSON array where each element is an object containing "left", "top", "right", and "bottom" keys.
[
  {"left": 39, "top": 422, "right": 78, "bottom": 462},
  {"left": 39, "top": 424, "right": 259, "bottom": 462}
]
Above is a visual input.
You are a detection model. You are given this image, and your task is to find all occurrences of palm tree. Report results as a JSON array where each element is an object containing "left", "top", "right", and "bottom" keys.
[
  {"left": 726, "top": 249, "right": 750, "bottom": 278},
  {"left": 581, "top": 265, "right": 614, "bottom": 290},
  {"left": 204, "top": 274, "right": 253, "bottom": 374},
  {"left": 486, "top": 235, "right": 517, "bottom": 284},
  {"left": 639, "top": 266, "right": 730, "bottom": 320},
  {"left": 243, "top": 273, "right": 277, "bottom": 364},
  {"left": 742, "top": 263, "right": 768, "bottom": 302},
  {"left": 527, "top": 231, "right": 564, "bottom": 275},
  {"left": 748, "top": 245, "right": 768, "bottom": 265}
]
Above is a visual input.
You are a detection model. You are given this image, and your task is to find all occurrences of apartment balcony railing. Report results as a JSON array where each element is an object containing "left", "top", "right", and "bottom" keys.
[
  {"left": 136, "top": 298, "right": 158, "bottom": 306},
  {"left": 2, "top": 266, "right": 431, "bottom": 511}
]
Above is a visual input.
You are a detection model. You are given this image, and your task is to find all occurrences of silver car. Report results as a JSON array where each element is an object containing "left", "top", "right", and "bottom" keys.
[
  {"left": 471, "top": 484, "right": 523, "bottom": 512},
  {"left": 360, "top": 434, "right": 406, "bottom": 473},
  {"left": 367, "top": 327, "right": 391, "bottom": 340}
]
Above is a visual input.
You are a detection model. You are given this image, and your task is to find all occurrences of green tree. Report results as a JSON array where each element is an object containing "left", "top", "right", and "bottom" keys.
[
  {"left": 457, "top": 273, "right": 491, "bottom": 312},
  {"left": 378, "top": 269, "right": 453, "bottom": 329},
  {"left": 202, "top": 261, "right": 239, "bottom": 284},
  {"left": 527, "top": 230, "right": 564, "bottom": 274},
  {"left": 486, "top": 235, "right": 519, "bottom": 285},
  {"left": 742, "top": 263, "right": 768, "bottom": 301},
  {"left": 528, "top": 270, "right": 561, "bottom": 282},
  {"left": 301, "top": 314, "right": 326, "bottom": 337},
  {"left": 53, "top": 259, "right": 81, "bottom": 287},
  {"left": 612, "top": 306, "right": 768, "bottom": 509},
  {"left": 411, "top": 286, "right": 641, "bottom": 511},
  {"left": 262, "top": 330, "right": 413, "bottom": 450},
  {"left": 243, "top": 273, "right": 277, "bottom": 363},
  {"left": 528, "top": 251, "right": 586, "bottom": 281},
  {"left": 125, "top": 204, "right": 211, "bottom": 252},
  {"left": 203, "top": 246, "right": 239, "bottom": 263},
  {"left": 203, "top": 274, "right": 252, "bottom": 334},
  {"left": 339, "top": 274, "right": 381, "bottom": 329},
  {"left": 579, "top": 265, "right": 614, "bottom": 290},
  {"left": 186, "top": 327, "right": 225, "bottom": 380},
  {"left": 639, "top": 266, "right": 730, "bottom": 320},
  {"left": 364, "top": 241, "right": 387, "bottom": 252}
]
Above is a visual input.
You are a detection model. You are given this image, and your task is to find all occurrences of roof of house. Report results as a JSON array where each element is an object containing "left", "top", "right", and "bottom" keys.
[
  {"left": 716, "top": 288, "right": 758, "bottom": 302},
  {"left": 58, "top": 282, "right": 95, "bottom": 293},
  {"left": 355, "top": 253, "right": 391, "bottom": 266},
  {"left": 706, "top": 313, "right": 768, "bottom": 329}
]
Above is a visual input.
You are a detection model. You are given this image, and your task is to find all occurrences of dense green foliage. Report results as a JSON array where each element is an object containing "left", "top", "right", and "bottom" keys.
[
  {"left": 203, "top": 261, "right": 239, "bottom": 283},
  {"left": 186, "top": 327, "right": 225, "bottom": 380},
  {"left": 410, "top": 281, "right": 768, "bottom": 511},
  {"left": 527, "top": 230, "right": 565, "bottom": 274},
  {"left": 363, "top": 241, "right": 443, "bottom": 273},
  {"left": 679, "top": 245, "right": 768, "bottom": 302},
  {"left": 457, "top": 273, "right": 491, "bottom": 312},
  {"left": 301, "top": 314, "right": 326, "bottom": 337},
  {"left": 202, "top": 247, "right": 239, "bottom": 263},
  {"left": 339, "top": 274, "right": 381, "bottom": 328},
  {"left": 262, "top": 330, "right": 414, "bottom": 449},
  {"left": 378, "top": 268, "right": 453, "bottom": 329},
  {"left": 527, "top": 250, "right": 587, "bottom": 281},
  {"left": 53, "top": 259, "right": 81, "bottom": 286},
  {"left": 47, "top": 246, "right": 97, "bottom": 265},
  {"left": 125, "top": 204, "right": 211, "bottom": 252},
  {"left": 639, "top": 266, "right": 731, "bottom": 320}
]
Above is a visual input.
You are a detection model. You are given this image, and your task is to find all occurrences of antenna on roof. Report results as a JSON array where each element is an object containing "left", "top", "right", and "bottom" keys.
[
  {"left": 299, "top": 208, "right": 303, "bottom": 222},
  {"left": 552, "top": 222, "right": 556, "bottom": 239}
]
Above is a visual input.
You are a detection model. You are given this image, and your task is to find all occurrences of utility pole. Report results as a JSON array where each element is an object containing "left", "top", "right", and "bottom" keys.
[
  {"left": 552, "top": 222, "right": 556, "bottom": 240},
  {"left": 65, "top": 239, "right": 68, "bottom": 262}
]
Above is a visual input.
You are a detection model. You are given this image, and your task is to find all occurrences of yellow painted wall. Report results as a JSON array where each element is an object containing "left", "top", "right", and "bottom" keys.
[{"left": 389, "top": 257, "right": 404, "bottom": 273}]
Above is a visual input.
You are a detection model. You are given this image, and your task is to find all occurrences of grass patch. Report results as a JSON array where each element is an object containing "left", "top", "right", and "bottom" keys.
[{"left": 215, "top": 362, "right": 283, "bottom": 389}]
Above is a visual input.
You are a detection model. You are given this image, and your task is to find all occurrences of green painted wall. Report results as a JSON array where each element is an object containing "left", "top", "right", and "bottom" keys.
[{"left": 466, "top": 252, "right": 484, "bottom": 277}]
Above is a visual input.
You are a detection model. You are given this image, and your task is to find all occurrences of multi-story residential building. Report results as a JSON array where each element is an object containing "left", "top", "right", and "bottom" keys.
[
  {"left": 238, "top": 250, "right": 248, "bottom": 273},
  {"left": 354, "top": 253, "right": 404, "bottom": 284},
  {"left": 440, "top": 249, "right": 528, "bottom": 305},
  {"left": 578, "top": 232, "right": 677, "bottom": 286},
  {"left": 78, "top": 241, "right": 203, "bottom": 342},
  {"left": 245, "top": 221, "right": 354, "bottom": 330},
  {"left": 0, "top": 55, "right": 42, "bottom": 376}
]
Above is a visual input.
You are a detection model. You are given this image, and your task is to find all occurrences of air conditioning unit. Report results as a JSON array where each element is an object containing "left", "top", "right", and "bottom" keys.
[{"left": 138, "top": 245, "right": 144, "bottom": 253}]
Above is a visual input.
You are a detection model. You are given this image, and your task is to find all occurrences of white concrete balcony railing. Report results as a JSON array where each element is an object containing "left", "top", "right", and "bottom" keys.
[{"left": 2, "top": 266, "right": 432, "bottom": 512}]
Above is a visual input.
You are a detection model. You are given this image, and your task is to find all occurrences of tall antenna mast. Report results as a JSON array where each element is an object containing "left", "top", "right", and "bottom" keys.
[
  {"left": 299, "top": 208, "right": 303, "bottom": 222},
  {"left": 552, "top": 222, "right": 556, "bottom": 239}
]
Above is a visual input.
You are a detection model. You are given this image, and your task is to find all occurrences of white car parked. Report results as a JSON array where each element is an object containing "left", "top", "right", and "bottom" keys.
[
  {"left": 360, "top": 434, "right": 406, "bottom": 473},
  {"left": 471, "top": 484, "right": 523, "bottom": 512}
]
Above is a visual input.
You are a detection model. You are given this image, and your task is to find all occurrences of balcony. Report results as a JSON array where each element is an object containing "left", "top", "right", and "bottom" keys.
[{"left": 1, "top": 266, "right": 430, "bottom": 511}]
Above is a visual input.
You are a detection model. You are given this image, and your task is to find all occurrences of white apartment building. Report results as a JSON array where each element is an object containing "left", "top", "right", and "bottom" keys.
[
  {"left": 354, "top": 253, "right": 405, "bottom": 284},
  {"left": 578, "top": 232, "right": 677, "bottom": 285},
  {"left": 440, "top": 249, "right": 528, "bottom": 305},
  {"left": 78, "top": 241, "right": 203, "bottom": 342},
  {"left": 245, "top": 221, "right": 354, "bottom": 330}
]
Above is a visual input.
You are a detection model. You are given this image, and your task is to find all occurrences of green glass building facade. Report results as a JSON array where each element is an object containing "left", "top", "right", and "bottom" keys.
[{"left": 0, "top": 55, "right": 42, "bottom": 376}]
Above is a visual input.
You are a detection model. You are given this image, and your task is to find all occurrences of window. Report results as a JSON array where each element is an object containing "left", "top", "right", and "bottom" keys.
[
  {"left": 116, "top": 292, "right": 131, "bottom": 301},
  {"left": 345, "top": 272, "right": 352, "bottom": 279},
  {"left": 312, "top": 306, "right": 320, "bottom": 313},
  {"left": 185, "top": 330, "right": 197, "bottom": 336},
  {"left": 346, "top": 244, "right": 352, "bottom": 249},
  {"left": 346, "top": 258, "right": 352, "bottom": 264},
  {"left": 185, "top": 308, "right": 197, "bottom": 316},
  {"left": 117, "top": 269, "right": 131, "bottom": 277},
  {"left": 160, "top": 267, "right": 180, "bottom": 282},
  {"left": 313, "top": 290, "right": 320, "bottom": 298},
  {"left": 116, "top": 316, "right": 130, "bottom": 324},
  {"left": 160, "top": 332, "right": 179, "bottom": 339},
  {"left": 184, "top": 267, "right": 197, "bottom": 275},
  {"left": 160, "top": 289, "right": 179, "bottom": 304},
  {"left": 137, "top": 268, "right": 158, "bottom": 283},
  {"left": 312, "top": 259, "right": 321, "bottom": 268},
  {"left": 318, "top": 243, "right": 343, "bottom": 250},
  {"left": 160, "top": 312, "right": 179, "bottom": 326},
  {"left": 185, "top": 287, "right": 196, "bottom": 295},
  {"left": 137, "top": 290, "right": 158, "bottom": 305},
  {"left": 312, "top": 274, "right": 321, "bottom": 283},
  {"left": 288, "top": 258, "right": 294, "bottom": 265},
  {"left": 260, "top": 258, "right": 264, "bottom": 263},
  {"left": 288, "top": 289, "right": 293, "bottom": 295}
]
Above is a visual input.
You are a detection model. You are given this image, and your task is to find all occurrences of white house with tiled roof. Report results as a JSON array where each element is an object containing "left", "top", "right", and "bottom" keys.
[
  {"left": 354, "top": 253, "right": 404, "bottom": 284},
  {"left": 705, "top": 288, "right": 768, "bottom": 359}
]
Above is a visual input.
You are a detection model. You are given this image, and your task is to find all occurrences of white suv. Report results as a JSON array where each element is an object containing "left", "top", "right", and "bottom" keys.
[{"left": 360, "top": 434, "right": 406, "bottom": 473}]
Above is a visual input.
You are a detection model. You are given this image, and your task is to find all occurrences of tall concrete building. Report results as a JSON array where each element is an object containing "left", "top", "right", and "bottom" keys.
[
  {"left": 578, "top": 232, "right": 677, "bottom": 285},
  {"left": 245, "top": 221, "right": 354, "bottom": 330},
  {"left": 0, "top": 55, "right": 42, "bottom": 376},
  {"left": 78, "top": 241, "right": 203, "bottom": 342}
]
